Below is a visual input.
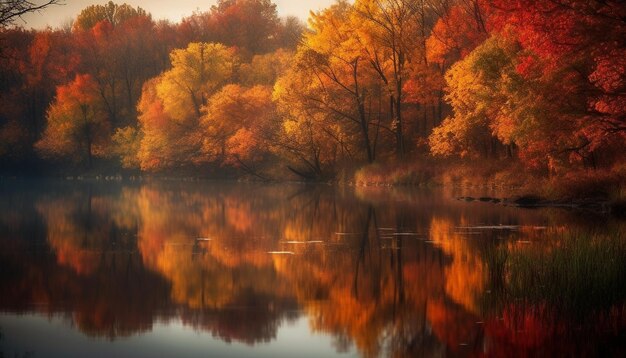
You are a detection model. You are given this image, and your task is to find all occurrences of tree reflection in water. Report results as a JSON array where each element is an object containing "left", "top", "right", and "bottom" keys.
[{"left": 0, "top": 181, "right": 625, "bottom": 356}]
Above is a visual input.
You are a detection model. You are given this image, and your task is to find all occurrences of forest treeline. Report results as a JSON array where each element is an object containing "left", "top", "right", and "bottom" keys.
[{"left": 0, "top": 0, "right": 624, "bottom": 184}]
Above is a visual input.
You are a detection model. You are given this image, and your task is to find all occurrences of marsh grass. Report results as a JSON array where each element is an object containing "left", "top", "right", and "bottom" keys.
[{"left": 487, "top": 229, "right": 626, "bottom": 319}]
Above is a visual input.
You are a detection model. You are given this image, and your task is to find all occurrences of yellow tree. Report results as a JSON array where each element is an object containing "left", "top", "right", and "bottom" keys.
[
  {"left": 73, "top": 1, "right": 150, "bottom": 31},
  {"left": 36, "top": 74, "right": 110, "bottom": 167},
  {"left": 112, "top": 126, "right": 140, "bottom": 169},
  {"left": 239, "top": 48, "right": 294, "bottom": 86},
  {"left": 429, "top": 33, "right": 521, "bottom": 159},
  {"left": 353, "top": 0, "right": 427, "bottom": 157},
  {"left": 157, "top": 42, "right": 237, "bottom": 122},
  {"left": 294, "top": 1, "right": 382, "bottom": 163},
  {"left": 136, "top": 79, "right": 202, "bottom": 171},
  {"left": 273, "top": 66, "right": 342, "bottom": 179},
  {"left": 135, "top": 43, "right": 237, "bottom": 171}
]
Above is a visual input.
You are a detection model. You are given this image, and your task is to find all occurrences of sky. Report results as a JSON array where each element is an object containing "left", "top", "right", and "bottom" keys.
[{"left": 19, "top": 0, "right": 341, "bottom": 29}]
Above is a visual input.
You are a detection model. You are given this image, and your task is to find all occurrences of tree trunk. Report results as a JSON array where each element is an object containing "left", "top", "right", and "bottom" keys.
[
  {"left": 354, "top": 60, "right": 374, "bottom": 163},
  {"left": 395, "top": 90, "right": 404, "bottom": 158},
  {"left": 81, "top": 105, "right": 93, "bottom": 169}
]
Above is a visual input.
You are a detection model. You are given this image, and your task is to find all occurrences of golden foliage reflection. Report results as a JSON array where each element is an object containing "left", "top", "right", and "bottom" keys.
[{"left": 2, "top": 183, "right": 624, "bottom": 355}]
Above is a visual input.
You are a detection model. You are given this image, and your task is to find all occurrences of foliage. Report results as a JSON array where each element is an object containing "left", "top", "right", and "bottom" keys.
[
  {"left": 73, "top": 1, "right": 150, "bottom": 31},
  {"left": 239, "top": 49, "right": 293, "bottom": 86},
  {"left": 112, "top": 125, "right": 140, "bottom": 169},
  {"left": 156, "top": 42, "right": 237, "bottom": 121},
  {"left": 0, "top": 0, "right": 622, "bottom": 185},
  {"left": 429, "top": 33, "right": 520, "bottom": 158},
  {"left": 178, "top": 0, "right": 293, "bottom": 56},
  {"left": 273, "top": 64, "right": 342, "bottom": 179},
  {"left": 487, "top": 0, "right": 626, "bottom": 170},
  {"left": 136, "top": 78, "right": 202, "bottom": 171},
  {"left": 201, "top": 84, "right": 278, "bottom": 176},
  {"left": 36, "top": 74, "right": 110, "bottom": 167}
]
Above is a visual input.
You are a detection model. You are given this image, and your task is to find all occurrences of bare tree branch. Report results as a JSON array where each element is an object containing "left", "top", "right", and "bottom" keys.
[{"left": 1, "top": 0, "right": 63, "bottom": 27}]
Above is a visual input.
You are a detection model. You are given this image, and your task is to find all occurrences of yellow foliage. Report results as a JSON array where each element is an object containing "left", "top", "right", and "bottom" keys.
[
  {"left": 156, "top": 42, "right": 237, "bottom": 122},
  {"left": 112, "top": 126, "right": 140, "bottom": 169},
  {"left": 239, "top": 49, "right": 294, "bottom": 86}
]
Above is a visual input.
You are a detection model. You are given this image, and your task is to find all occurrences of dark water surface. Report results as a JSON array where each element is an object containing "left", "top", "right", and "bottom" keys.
[{"left": 0, "top": 180, "right": 625, "bottom": 357}]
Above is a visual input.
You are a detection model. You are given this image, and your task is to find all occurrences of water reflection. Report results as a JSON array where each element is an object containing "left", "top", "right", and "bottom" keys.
[{"left": 0, "top": 180, "right": 625, "bottom": 356}]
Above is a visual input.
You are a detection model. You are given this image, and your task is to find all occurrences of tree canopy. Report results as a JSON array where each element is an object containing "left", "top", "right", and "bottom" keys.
[{"left": 0, "top": 0, "right": 623, "bottom": 179}]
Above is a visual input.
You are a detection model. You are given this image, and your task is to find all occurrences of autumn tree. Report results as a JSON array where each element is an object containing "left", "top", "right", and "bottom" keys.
[
  {"left": 404, "top": 0, "right": 491, "bottom": 129},
  {"left": 429, "top": 34, "right": 518, "bottom": 159},
  {"left": 73, "top": 1, "right": 150, "bottom": 31},
  {"left": 75, "top": 21, "right": 122, "bottom": 126},
  {"left": 291, "top": 1, "right": 384, "bottom": 164},
  {"left": 74, "top": 3, "right": 167, "bottom": 129},
  {"left": 135, "top": 78, "right": 199, "bottom": 171},
  {"left": 201, "top": 84, "right": 278, "bottom": 178},
  {"left": 157, "top": 42, "right": 237, "bottom": 121},
  {"left": 135, "top": 43, "right": 237, "bottom": 171},
  {"left": 36, "top": 74, "right": 110, "bottom": 167},
  {"left": 24, "top": 29, "right": 79, "bottom": 138},
  {"left": 1, "top": 28, "right": 79, "bottom": 168},
  {"left": 489, "top": 0, "right": 626, "bottom": 169},
  {"left": 179, "top": 0, "right": 284, "bottom": 57},
  {"left": 429, "top": 31, "right": 603, "bottom": 171},
  {"left": 353, "top": 0, "right": 429, "bottom": 157},
  {"left": 210, "top": 0, "right": 280, "bottom": 55},
  {"left": 273, "top": 67, "right": 341, "bottom": 179},
  {"left": 239, "top": 48, "right": 293, "bottom": 86}
]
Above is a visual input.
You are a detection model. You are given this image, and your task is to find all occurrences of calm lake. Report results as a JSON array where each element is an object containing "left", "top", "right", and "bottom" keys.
[{"left": 0, "top": 180, "right": 625, "bottom": 357}]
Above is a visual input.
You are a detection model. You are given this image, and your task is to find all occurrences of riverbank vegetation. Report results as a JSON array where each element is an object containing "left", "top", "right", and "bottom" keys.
[
  {"left": 483, "top": 228, "right": 626, "bottom": 324},
  {"left": 0, "top": 0, "right": 624, "bottom": 197}
]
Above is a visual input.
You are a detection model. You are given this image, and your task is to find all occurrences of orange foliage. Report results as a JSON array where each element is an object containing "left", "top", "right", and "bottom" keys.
[
  {"left": 202, "top": 84, "right": 277, "bottom": 172},
  {"left": 36, "top": 74, "right": 110, "bottom": 166}
]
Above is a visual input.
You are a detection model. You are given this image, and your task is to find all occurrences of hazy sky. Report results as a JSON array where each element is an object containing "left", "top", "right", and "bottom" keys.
[{"left": 20, "top": 0, "right": 341, "bottom": 29}]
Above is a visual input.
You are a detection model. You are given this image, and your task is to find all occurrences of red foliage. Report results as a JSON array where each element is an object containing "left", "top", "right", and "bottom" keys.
[{"left": 489, "top": 0, "right": 626, "bottom": 166}]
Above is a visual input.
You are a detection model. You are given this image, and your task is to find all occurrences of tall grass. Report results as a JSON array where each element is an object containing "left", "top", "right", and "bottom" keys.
[{"left": 497, "top": 229, "right": 626, "bottom": 318}]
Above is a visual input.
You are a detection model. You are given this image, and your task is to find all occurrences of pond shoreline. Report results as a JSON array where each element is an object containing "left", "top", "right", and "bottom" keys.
[
  {"left": 455, "top": 195, "right": 626, "bottom": 217},
  {"left": 2, "top": 174, "right": 625, "bottom": 217}
]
